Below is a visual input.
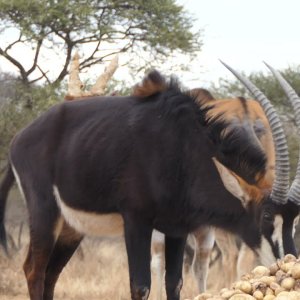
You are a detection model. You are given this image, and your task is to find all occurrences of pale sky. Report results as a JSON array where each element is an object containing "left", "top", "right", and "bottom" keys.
[
  {"left": 180, "top": 0, "right": 300, "bottom": 87},
  {"left": 1, "top": 0, "right": 300, "bottom": 88}
]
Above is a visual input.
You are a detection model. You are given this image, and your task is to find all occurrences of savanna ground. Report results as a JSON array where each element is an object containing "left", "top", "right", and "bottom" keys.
[
  {"left": 1, "top": 188, "right": 298, "bottom": 300},
  {"left": 0, "top": 189, "right": 203, "bottom": 300}
]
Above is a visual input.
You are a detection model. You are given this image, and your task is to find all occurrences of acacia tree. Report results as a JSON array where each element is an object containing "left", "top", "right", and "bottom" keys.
[
  {"left": 0, "top": 0, "right": 201, "bottom": 86},
  {"left": 0, "top": 70, "right": 64, "bottom": 166}
]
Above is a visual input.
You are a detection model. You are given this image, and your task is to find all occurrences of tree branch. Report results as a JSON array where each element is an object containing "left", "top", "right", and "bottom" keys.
[
  {"left": 53, "top": 33, "right": 74, "bottom": 85},
  {"left": 26, "top": 37, "right": 44, "bottom": 76},
  {"left": 0, "top": 46, "right": 28, "bottom": 83},
  {"left": 29, "top": 65, "right": 50, "bottom": 84},
  {"left": 4, "top": 32, "right": 23, "bottom": 51},
  {"left": 78, "top": 39, "right": 102, "bottom": 68}
]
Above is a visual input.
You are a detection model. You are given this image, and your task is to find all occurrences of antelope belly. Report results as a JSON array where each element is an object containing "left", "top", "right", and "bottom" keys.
[{"left": 53, "top": 185, "right": 124, "bottom": 236}]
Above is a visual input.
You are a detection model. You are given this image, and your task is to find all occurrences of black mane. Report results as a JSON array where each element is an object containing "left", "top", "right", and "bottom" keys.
[{"left": 203, "top": 109, "right": 267, "bottom": 185}]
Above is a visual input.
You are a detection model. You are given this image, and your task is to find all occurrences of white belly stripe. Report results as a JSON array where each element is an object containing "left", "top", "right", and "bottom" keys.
[
  {"left": 53, "top": 185, "right": 124, "bottom": 237},
  {"left": 272, "top": 215, "right": 284, "bottom": 258},
  {"left": 258, "top": 237, "right": 276, "bottom": 266}
]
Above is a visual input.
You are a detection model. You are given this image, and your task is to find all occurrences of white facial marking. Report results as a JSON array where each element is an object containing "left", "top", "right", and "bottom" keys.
[
  {"left": 293, "top": 216, "right": 299, "bottom": 237},
  {"left": 272, "top": 215, "right": 284, "bottom": 258},
  {"left": 11, "top": 164, "right": 26, "bottom": 202},
  {"left": 53, "top": 185, "right": 124, "bottom": 237},
  {"left": 53, "top": 217, "right": 64, "bottom": 242},
  {"left": 213, "top": 158, "right": 250, "bottom": 206},
  {"left": 258, "top": 236, "right": 276, "bottom": 267}
]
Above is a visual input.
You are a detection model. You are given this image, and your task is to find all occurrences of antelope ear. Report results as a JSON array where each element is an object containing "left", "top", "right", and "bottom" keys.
[{"left": 212, "top": 158, "right": 250, "bottom": 207}]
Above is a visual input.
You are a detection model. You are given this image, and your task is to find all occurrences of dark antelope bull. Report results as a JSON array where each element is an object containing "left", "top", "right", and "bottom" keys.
[
  {"left": 151, "top": 73, "right": 298, "bottom": 295},
  {"left": 152, "top": 85, "right": 278, "bottom": 296},
  {"left": 184, "top": 62, "right": 300, "bottom": 293},
  {"left": 0, "top": 67, "right": 299, "bottom": 300}
]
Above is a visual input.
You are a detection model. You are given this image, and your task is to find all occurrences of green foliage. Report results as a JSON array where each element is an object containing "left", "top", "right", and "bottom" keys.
[
  {"left": 0, "top": 0, "right": 202, "bottom": 168},
  {"left": 0, "top": 80, "right": 62, "bottom": 168},
  {"left": 0, "top": 0, "right": 201, "bottom": 85}
]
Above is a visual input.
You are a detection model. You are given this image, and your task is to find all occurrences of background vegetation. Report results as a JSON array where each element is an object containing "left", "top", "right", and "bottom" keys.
[
  {"left": 1, "top": 1, "right": 299, "bottom": 173},
  {"left": 0, "top": 0, "right": 202, "bottom": 168}
]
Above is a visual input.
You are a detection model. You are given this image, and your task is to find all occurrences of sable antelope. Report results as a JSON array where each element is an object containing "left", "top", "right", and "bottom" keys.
[
  {"left": 66, "top": 53, "right": 258, "bottom": 293},
  {"left": 0, "top": 67, "right": 299, "bottom": 300},
  {"left": 180, "top": 63, "right": 300, "bottom": 293},
  {"left": 142, "top": 65, "right": 300, "bottom": 296},
  {"left": 150, "top": 85, "right": 276, "bottom": 295},
  {"left": 150, "top": 84, "right": 277, "bottom": 297},
  {"left": 65, "top": 52, "right": 259, "bottom": 293},
  {"left": 66, "top": 54, "right": 254, "bottom": 293}
]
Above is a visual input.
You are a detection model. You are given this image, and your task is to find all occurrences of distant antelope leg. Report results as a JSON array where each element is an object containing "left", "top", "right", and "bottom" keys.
[
  {"left": 43, "top": 221, "right": 83, "bottom": 300},
  {"left": 151, "top": 230, "right": 165, "bottom": 300},
  {"left": 192, "top": 227, "right": 215, "bottom": 292},
  {"left": 215, "top": 229, "right": 239, "bottom": 289},
  {"left": 237, "top": 243, "right": 257, "bottom": 279}
]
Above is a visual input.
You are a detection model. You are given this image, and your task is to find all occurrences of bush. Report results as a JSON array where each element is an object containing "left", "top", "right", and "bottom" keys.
[{"left": 0, "top": 82, "right": 63, "bottom": 170}]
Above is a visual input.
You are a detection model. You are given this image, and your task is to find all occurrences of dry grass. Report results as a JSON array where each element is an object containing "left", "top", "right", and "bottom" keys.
[
  {"left": 0, "top": 229, "right": 226, "bottom": 300},
  {"left": 0, "top": 234, "right": 205, "bottom": 300},
  {"left": 0, "top": 190, "right": 234, "bottom": 299},
  {"left": 2, "top": 194, "right": 300, "bottom": 299}
]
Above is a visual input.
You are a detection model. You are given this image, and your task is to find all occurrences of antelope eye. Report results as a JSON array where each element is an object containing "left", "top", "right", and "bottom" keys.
[{"left": 263, "top": 212, "right": 273, "bottom": 222}]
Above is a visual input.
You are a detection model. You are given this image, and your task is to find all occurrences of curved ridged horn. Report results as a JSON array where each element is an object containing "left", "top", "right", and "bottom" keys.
[
  {"left": 66, "top": 51, "right": 84, "bottom": 99},
  {"left": 220, "top": 60, "right": 290, "bottom": 204},
  {"left": 264, "top": 62, "right": 300, "bottom": 206},
  {"left": 90, "top": 55, "right": 119, "bottom": 95},
  {"left": 65, "top": 54, "right": 119, "bottom": 100}
]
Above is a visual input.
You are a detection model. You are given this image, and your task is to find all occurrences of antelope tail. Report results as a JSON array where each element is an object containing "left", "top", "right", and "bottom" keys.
[{"left": 0, "top": 164, "right": 15, "bottom": 255}]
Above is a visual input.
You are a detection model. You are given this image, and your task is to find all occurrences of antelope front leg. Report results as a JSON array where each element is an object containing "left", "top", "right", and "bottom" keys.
[
  {"left": 165, "top": 235, "right": 187, "bottom": 300},
  {"left": 123, "top": 214, "right": 152, "bottom": 300}
]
